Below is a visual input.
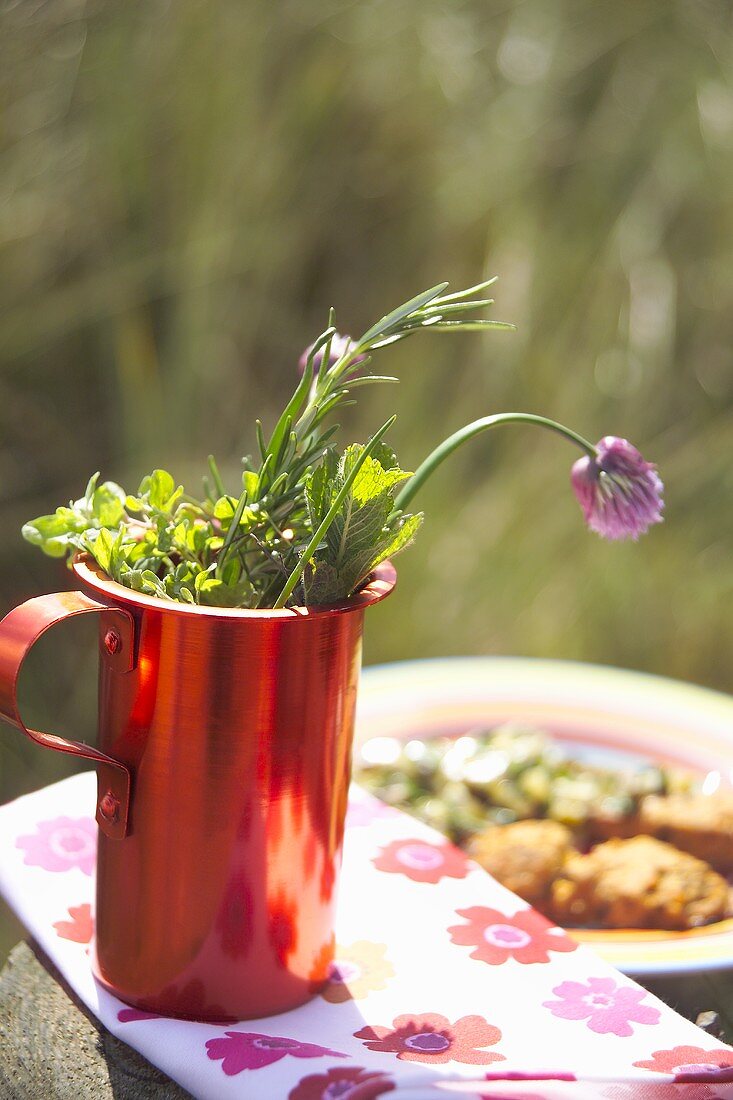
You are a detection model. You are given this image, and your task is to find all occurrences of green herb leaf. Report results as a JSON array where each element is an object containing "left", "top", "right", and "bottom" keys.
[
  {"left": 85, "top": 528, "right": 115, "bottom": 574},
  {"left": 91, "top": 481, "right": 126, "bottom": 527},
  {"left": 357, "top": 283, "right": 448, "bottom": 346},
  {"left": 21, "top": 277, "right": 517, "bottom": 608},
  {"left": 302, "top": 442, "right": 417, "bottom": 604},
  {"left": 21, "top": 514, "right": 73, "bottom": 558},
  {"left": 137, "top": 469, "right": 182, "bottom": 512},
  {"left": 214, "top": 496, "right": 238, "bottom": 522}
]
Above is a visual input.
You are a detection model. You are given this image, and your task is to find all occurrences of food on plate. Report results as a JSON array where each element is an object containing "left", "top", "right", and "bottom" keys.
[
  {"left": 466, "top": 822, "right": 732, "bottom": 930},
  {"left": 355, "top": 722, "right": 733, "bottom": 931},
  {"left": 589, "top": 791, "right": 733, "bottom": 873},
  {"left": 356, "top": 724, "right": 693, "bottom": 843},
  {"left": 599, "top": 793, "right": 733, "bottom": 874},
  {"left": 467, "top": 819, "right": 573, "bottom": 907},
  {"left": 549, "top": 836, "right": 730, "bottom": 930}
]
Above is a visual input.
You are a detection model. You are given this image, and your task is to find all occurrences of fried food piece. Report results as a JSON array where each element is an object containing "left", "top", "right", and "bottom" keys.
[
  {"left": 637, "top": 793, "right": 733, "bottom": 873},
  {"left": 468, "top": 819, "right": 573, "bottom": 907},
  {"left": 550, "top": 836, "right": 729, "bottom": 930},
  {"left": 590, "top": 792, "right": 733, "bottom": 873},
  {"left": 587, "top": 808, "right": 642, "bottom": 844}
]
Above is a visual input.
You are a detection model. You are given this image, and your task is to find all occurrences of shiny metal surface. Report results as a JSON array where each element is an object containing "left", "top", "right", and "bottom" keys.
[
  {"left": 0, "top": 557, "right": 396, "bottom": 1019},
  {"left": 0, "top": 590, "right": 135, "bottom": 838}
]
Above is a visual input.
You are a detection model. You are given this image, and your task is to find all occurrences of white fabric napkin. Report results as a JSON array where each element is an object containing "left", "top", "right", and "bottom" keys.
[{"left": 1, "top": 771, "right": 732, "bottom": 1100}]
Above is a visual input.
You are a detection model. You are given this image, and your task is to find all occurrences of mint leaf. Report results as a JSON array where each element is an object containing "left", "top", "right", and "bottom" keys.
[
  {"left": 304, "top": 448, "right": 339, "bottom": 527},
  {"left": 328, "top": 446, "right": 409, "bottom": 587},
  {"left": 302, "top": 560, "right": 341, "bottom": 605},
  {"left": 370, "top": 510, "right": 423, "bottom": 566},
  {"left": 303, "top": 445, "right": 420, "bottom": 604}
]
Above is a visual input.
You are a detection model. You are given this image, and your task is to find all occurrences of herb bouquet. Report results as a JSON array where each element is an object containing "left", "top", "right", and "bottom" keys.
[
  {"left": 0, "top": 277, "right": 664, "bottom": 1022},
  {"left": 23, "top": 279, "right": 663, "bottom": 610}
]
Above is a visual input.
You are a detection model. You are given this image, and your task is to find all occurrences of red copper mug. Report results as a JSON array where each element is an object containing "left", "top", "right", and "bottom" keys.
[{"left": 0, "top": 555, "right": 395, "bottom": 1020}]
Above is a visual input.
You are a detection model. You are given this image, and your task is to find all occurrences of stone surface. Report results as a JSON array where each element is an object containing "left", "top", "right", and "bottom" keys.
[{"left": 0, "top": 941, "right": 191, "bottom": 1099}]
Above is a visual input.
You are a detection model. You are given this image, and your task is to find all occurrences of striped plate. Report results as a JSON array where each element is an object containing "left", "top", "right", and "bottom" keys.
[{"left": 356, "top": 657, "right": 733, "bottom": 977}]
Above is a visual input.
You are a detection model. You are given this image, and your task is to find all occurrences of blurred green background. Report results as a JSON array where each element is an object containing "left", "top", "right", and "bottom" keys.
[{"left": 1, "top": 0, "right": 733, "bottom": 961}]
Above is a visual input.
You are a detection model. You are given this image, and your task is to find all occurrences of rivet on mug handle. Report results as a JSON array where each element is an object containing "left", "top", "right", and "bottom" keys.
[{"left": 0, "top": 591, "right": 135, "bottom": 839}]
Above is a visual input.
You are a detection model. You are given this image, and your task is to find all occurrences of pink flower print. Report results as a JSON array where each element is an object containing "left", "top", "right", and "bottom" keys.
[
  {"left": 483, "top": 1072, "right": 576, "bottom": 1083},
  {"left": 480, "top": 1093, "right": 545, "bottom": 1100},
  {"left": 289, "top": 1065, "right": 396, "bottom": 1099},
  {"left": 602, "top": 1085, "right": 724, "bottom": 1100},
  {"left": 53, "top": 903, "right": 93, "bottom": 944},
  {"left": 206, "top": 1031, "right": 347, "bottom": 1075},
  {"left": 543, "top": 977, "right": 660, "bottom": 1037},
  {"left": 346, "top": 794, "right": 400, "bottom": 828},
  {"left": 17, "top": 816, "right": 97, "bottom": 875},
  {"left": 354, "top": 1012, "right": 504, "bottom": 1066},
  {"left": 118, "top": 1007, "right": 161, "bottom": 1022},
  {"left": 448, "top": 906, "right": 578, "bottom": 965},
  {"left": 372, "top": 838, "right": 470, "bottom": 884},
  {"left": 634, "top": 1044, "right": 733, "bottom": 1082}
]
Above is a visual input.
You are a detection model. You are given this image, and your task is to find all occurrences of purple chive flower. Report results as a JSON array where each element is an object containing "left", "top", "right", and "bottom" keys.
[
  {"left": 571, "top": 436, "right": 664, "bottom": 541},
  {"left": 298, "top": 332, "right": 364, "bottom": 375}
]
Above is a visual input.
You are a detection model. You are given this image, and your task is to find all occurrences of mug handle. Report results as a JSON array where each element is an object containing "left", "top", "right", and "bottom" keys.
[{"left": 0, "top": 591, "right": 136, "bottom": 839}]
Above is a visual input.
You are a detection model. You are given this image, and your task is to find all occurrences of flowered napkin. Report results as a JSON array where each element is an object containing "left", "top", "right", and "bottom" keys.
[{"left": 1, "top": 772, "right": 732, "bottom": 1100}]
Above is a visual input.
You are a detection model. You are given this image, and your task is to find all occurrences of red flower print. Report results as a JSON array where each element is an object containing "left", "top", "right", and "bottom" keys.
[
  {"left": 289, "top": 1065, "right": 395, "bottom": 1099},
  {"left": 53, "top": 903, "right": 93, "bottom": 944},
  {"left": 543, "top": 977, "right": 660, "bottom": 1037},
  {"left": 634, "top": 1045, "right": 733, "bottom": 1082},
  {"left": 16, "top": 816, "right": 97, "bottom": 875},
  {"left": 372, "top": 838, "right": 469, "bottom": 884},
  {"left": 206, "top": 1031, "right": 346, "bottom": 1075},
  {"left": 448, "top": 906, "right": 578, "bottom": 965},
  {"left": 354, "top": 1012, "right": 504, "bottom": 1066}
]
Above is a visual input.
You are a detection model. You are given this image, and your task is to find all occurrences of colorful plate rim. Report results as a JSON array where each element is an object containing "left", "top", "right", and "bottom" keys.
[{"left": 355, "top": 656, "right": 733, "bottom": 977}]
